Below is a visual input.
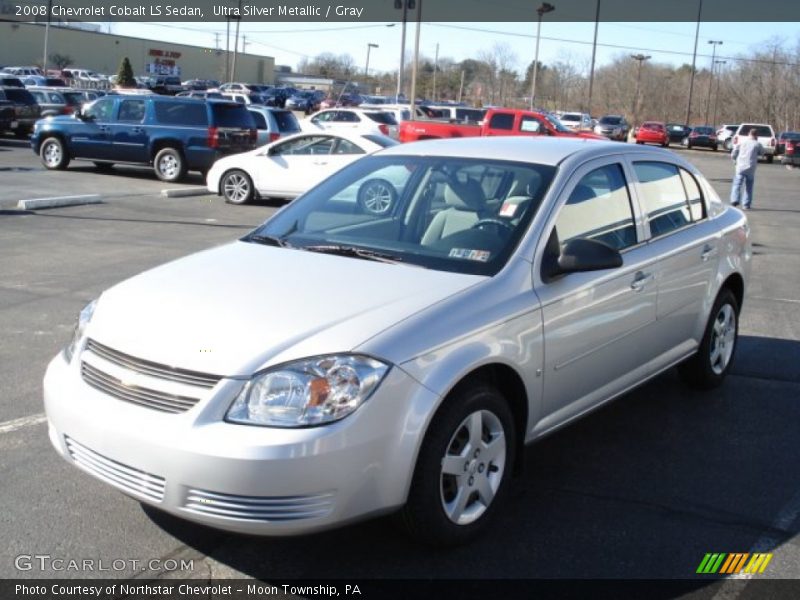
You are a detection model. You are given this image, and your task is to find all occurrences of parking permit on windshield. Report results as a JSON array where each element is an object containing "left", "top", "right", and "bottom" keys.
[{"left": 449, "top": 248, "right": 491, "bottom": 262}]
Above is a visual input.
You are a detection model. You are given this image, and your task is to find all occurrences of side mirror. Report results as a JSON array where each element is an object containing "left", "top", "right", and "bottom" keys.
[
  {"left": 78, "top": 111, "right": 95, "bottom": 122},
  {"left": 542, "top": 236, "right": 622, "bottom": 281}
]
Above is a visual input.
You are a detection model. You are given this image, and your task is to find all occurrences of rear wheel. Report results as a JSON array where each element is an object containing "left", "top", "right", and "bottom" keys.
[
  {"left": 400, "top": 383, "right": 515, "bottom": 546},
  {"left": 221, "top": 169, "right": 255, "bottom": 205},
  {"left": 153, "top": 147, "right": 186, "bottom": 182},
  {"left": 766, "top": 154, "right": 774, "bottom": 164},
  {"left": 679, "top": 288, "right": 739, "bottom": 389},
  {"left": 712, "top": 144, "right": 718, "bottom": 151},
  {"left": 40, "top": 137, "right": 69, "bottom": 170}
]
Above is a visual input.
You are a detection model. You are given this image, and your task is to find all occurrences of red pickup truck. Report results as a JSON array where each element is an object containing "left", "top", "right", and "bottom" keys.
[{"left": 399, "top": 108, "right": 606, "bottom": 143}]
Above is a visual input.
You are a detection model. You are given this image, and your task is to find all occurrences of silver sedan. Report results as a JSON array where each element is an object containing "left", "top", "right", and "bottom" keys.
[{"left": 44, "top": 137, "right": 750, "bottom": 545}]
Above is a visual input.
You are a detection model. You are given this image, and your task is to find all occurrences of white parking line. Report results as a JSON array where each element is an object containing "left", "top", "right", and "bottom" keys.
[
  {"left": 712, "top": 488, "right": 800, "bottom": 597},
  {"left": 0, "top": 413, "right": 47, "bottom": 434},
  {"left": 160, "top": 187, "right": 211, "bottom": 198}
]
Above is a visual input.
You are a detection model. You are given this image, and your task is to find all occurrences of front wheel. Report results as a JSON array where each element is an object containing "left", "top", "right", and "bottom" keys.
[
  {"left": 153, "top": 147, "right": 186, "bottom": 182},
  {"left": 679, "top": 288, "right": 739, "bottom": 389},
  {"left": 357, "top": 178, "right": 397, "bottom": 216},
  {"left": 40, "top": 137, "right": 70, "bottom": 170},
  {"left": 400, "top": 383, "right": 516, "bottom": 546},
  {"left": 221, "top": 169, "right": 255, "bottom": 205}
]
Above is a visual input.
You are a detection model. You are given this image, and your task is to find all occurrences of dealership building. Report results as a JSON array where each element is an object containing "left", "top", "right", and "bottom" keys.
[{"left": 0, "top": 21, "right": 275, "bottom": 83}]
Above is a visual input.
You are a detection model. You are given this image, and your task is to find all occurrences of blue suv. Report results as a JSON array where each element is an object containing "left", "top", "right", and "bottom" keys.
[{"left": 31, "top": 95, "right": 257, "bottom": 182}]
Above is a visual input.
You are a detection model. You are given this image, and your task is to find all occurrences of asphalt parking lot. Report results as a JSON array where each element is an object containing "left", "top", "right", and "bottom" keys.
[{"left": 1, "top": 136, "right": 799, "bottom": 593}]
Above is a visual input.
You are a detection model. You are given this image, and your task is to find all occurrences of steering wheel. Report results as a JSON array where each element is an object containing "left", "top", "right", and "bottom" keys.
[{"left": 471, "top": 218, "right": 515, "bottom": 233}]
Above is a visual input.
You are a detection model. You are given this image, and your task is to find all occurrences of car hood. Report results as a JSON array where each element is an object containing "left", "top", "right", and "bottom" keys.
[{"left": 87, "top": 241, "right": 483, "bottom": 377}]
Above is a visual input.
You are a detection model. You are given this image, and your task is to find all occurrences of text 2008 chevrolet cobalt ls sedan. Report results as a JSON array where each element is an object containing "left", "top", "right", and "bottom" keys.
[{"left": 44, "top": 137, "right": 750, "bottom": 545}]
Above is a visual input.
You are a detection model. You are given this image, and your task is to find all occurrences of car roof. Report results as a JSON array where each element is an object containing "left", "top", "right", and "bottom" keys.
[{"left": 377, "top": 136, "right": 667, "bottom": 166}]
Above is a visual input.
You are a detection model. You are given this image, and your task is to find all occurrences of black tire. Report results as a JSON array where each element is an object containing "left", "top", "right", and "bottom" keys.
[
  {"left": 712, "top": 144, "right": 718, "bottom": 152},
  {"left": 766, "top": 154, "right": 774, "bottom": 164},
  {"left": 679, "top": 288, "right": 739, "bottom": 390},
  {"left": 400, "top": 383, "right": 516, "bottom": 546},
  {"left": 636, "top": 140, "right": 643, "bottom": 145},
  {"left": 357, "top": 178, "right": 398, "bottom": 216},
  {"left": 93, "top": 162, "right": 114, "bottom": 171},
  {"left": 153, "top": 147, "right": 186, "bottom": 182},
  {"left": 220, "top": 169, "right": 255, "bottom": 205},
  {"left": 40, "top": 137, "right": 70, "bottom": 170}
]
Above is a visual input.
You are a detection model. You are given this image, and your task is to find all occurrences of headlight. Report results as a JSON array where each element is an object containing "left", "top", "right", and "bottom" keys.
[
  {"left": 63, "top": 299, "right": 97, "bottom": 363},
  {"left": 227, "top": 355, "right": 389, "bottom": 428}
]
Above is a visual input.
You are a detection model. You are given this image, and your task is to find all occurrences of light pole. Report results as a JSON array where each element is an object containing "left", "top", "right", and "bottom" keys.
[
  {"left": 365, "top": 43, "right": 379, "bottom": 92},
  {"left": 712, "top": 59, "right": 727, "bottom": 128},
  {"left": 631, "top": 53, "right": 651, "bottom": 125},
  {"left": 42, "top": 0, "right": 53, "bottom": 74},
  {"left": 704, "top": 40, "right": 722, "bottom": 125},
  {"left": 530, "top": 2, "right": 555, "bottom": 111},
  {"left": 685, "top": 0, "right": 703, "bottom": 125}
]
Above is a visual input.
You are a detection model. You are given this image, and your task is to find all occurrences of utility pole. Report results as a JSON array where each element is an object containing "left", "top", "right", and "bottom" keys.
[
  {"left": 685, "top": 0, "right": 703, "bottom": 126},
  {"left": 631, "top": 54, "right": 651, "bottom": 125},
  {"left": 231, "top": 0, "right": 242, "bottom": 82},
  {"left": 530, "top": 2, "right": 555, "bottom": 110},
  {"left": 409, "top": 0, "right": 423, "bottom": 120},
  {"left": 458, "top": 69, "right": 465, "bottom": 103},
  {"left": 225, "top": 18, "right": 230, "bottom": 82},
  {"left": 712, "top": 60, "right": 726, "bottom": 128},
  {"left": 704, "top": 40, "right": 722, "bottom": 125},
  {"left": 432, "top": 42, "right": 439, "bottom": 102},
  {"left": 586, "top": 0, "right": 600, "bottom": 115},
  {"left": 42, "top": 0, "right": 53, "bottom": 74},
  {"left": 395, "top": 0, "right": 413, "bottom": 100}
]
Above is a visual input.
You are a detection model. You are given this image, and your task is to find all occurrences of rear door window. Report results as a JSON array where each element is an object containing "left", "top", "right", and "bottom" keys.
[
  {"left": 488, "top": 112, "right": 514, "bottom": 130},
  {"left": 633, "top": 162, "right": 698, "bottom": 238},
  {"left": 155, "top": 101, "right": 208, "bottom": 126}
]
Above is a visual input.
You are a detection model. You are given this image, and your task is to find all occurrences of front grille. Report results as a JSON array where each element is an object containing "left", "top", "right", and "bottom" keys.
[
  {"left": 85, "top": 339, "right": 221, "bottom": 388},
  {"left": 81, "top": 339, "right": 223, "bottom": 414},
  {"left": 81, "top": 362, "right": 200, "bottom": 414},
  {"left": 184, "top": 488, "right": 335, "bottom": 522},
  {"left": 65, "top": 436, "right": 165, "bottom": 502}
]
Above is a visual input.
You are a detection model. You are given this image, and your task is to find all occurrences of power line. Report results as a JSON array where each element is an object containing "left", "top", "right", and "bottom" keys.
[{"left": 428, "top": 23, "right": 800, "bottom": 68}]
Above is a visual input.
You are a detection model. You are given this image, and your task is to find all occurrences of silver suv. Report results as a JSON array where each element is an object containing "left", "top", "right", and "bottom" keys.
[{"left": 732, "top": 123, "right": 776, "bottom": 162}]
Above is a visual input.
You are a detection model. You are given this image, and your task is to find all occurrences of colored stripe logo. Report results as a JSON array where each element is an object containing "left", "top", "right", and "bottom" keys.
[{"left": 696, "top": 553, "right": 773, "bottom": 574}]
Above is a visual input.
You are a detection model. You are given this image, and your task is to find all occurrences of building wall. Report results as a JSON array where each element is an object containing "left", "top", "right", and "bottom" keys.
[{"left": 1, "top": 22, "right": 274, "bottom": 83}]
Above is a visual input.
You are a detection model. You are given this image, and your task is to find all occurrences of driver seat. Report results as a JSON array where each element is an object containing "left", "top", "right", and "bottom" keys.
[{"left": 421, "top": 179, "right": 486, "bottom": 246}]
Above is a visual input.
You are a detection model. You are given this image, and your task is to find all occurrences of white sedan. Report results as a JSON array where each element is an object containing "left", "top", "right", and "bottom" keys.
[{"left": 206, "top": 131, "right": 398, "bottom": 207}]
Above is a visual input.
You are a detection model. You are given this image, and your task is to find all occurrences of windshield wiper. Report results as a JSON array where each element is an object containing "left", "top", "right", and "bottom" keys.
[
  {"left": 301, "top": 244, "right": 405, "bottom": 264},
  {"left": 245, "top": 233, "right": 292, "bottom": 248}
]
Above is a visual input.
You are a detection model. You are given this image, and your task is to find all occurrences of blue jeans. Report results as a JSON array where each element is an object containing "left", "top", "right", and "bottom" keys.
[{"left": 730, "top": 170, "right": 754, "bottom": 208}]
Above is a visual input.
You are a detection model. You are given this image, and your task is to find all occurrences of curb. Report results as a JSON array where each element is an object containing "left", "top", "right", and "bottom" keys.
[
  {"left": 161, "top": 187, "right": 212, "bottom": 198},
  {"left": 16, "top": 195, "right": 102, "bottom": 210}
]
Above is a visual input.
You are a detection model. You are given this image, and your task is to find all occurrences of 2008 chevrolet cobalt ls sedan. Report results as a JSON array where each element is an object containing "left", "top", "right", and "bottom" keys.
[{"left": 44, "top": 137, "right": 750, "bottom": 545}]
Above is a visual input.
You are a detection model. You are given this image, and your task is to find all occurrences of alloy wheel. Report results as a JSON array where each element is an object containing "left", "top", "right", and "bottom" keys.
[
  {"left": 709, "top": 304, "right": 736, "bottom": 375},
  {"left": 439, "top": 409, "right": 506, "bottom": 525}
]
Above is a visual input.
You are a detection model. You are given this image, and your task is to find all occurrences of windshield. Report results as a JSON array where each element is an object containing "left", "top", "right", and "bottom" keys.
[
  {"left": 600, "top": 116, "right": 622, "bottom": 125},
  {"left": 248, "top": 155, "right": 555, "bottom": 276}
]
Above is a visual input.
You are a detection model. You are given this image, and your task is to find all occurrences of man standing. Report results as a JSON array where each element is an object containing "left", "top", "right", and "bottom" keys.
[{"left": 730, "top": 128, "right": 764, "bottom": 210}]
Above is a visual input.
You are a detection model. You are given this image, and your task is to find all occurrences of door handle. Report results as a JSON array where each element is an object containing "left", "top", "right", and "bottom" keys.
[
  {"left": 630, "top": 271, "right": 654, "bottom": 291},
  {"left": 701, "top": 244, "right": 718, "bottom": 262},
  {"left": 131, "top": 127, "right": 143, "bottom": 134}
]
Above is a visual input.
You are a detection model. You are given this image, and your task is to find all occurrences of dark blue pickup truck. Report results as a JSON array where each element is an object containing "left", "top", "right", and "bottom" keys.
[{"left": 31, "top": 94, "right": 257, "bottom": 182}]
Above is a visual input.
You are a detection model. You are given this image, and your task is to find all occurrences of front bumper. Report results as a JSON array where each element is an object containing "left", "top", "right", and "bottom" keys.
[{"left": 44, "top": 351, "right": 437, "bottom": 535}]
